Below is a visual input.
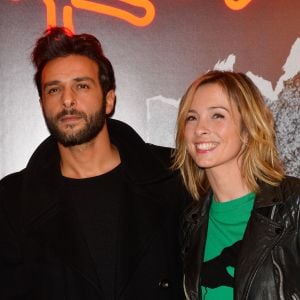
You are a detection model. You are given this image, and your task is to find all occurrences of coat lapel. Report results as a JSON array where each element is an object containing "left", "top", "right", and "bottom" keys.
[
  {"left": 22, "top": 156, "right": 103, "bottom": 297},
  {"left": 115, "top": 183, "right": 169, "bottom": 297},
  {"left": 20, "top": 120, "right": 177, "bottom": 298}
]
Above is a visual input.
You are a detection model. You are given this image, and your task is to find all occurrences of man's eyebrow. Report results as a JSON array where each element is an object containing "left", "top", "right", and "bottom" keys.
[
  {"left": 43, "top": 80, "right": 60, "bottom": 90},
  {"left": 73, "top": 76, "right": 95, "bottom": 83},
  {"left": 43, "top": 77, "right": 96, "bottom": 90}
]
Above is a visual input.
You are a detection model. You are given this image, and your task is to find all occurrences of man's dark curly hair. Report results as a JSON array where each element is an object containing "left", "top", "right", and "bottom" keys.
[{"left": 32, "top": 27, "right": 116, "bottom": 98}]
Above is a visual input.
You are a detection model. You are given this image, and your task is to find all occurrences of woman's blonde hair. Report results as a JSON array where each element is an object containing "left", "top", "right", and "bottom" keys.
[{"left": 172, "top": 70, "right": 284, "bottom": 200}]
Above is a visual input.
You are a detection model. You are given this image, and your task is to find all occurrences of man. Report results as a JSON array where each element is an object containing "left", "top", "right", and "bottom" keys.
[{"left": 0, "top": 27, "right": 187, "bottom": 299}]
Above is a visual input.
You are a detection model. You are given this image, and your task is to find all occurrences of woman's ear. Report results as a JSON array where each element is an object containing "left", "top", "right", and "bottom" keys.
[{"left": 241, "top": 130, "right": 249, "bottom": 146}]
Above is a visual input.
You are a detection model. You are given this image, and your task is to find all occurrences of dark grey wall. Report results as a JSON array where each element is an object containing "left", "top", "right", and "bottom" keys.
[{"left": 0, "top": 0, "right": 299, "bottom": 178}]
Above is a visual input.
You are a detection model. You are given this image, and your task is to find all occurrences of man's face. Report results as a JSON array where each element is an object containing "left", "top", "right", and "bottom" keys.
[{"left": 40, "top": 54, "right": 114, "bottom": 147}]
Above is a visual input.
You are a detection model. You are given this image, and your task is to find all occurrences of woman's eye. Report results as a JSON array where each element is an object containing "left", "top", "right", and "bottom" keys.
[
  {"left": 212, "top": 113, "right": 224, "bottom": 119},
  {"left": 186, "top": 115, "right": 196, "bottom": 122}
]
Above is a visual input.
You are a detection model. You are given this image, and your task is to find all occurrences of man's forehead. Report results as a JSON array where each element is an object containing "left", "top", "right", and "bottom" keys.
[{"left": 41, "top": 55, "right": 99, "bottom": 81}]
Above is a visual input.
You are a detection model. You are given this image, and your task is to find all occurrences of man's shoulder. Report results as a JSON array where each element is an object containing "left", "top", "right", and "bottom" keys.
[
  {"left": 0, "top": 170, "right": 25, "bottom": 228},
  {"left": 0, "top": 171, "right": 26, "bottom": 212},
  {"left": 0, "top": 169, "right": 25, "bottom": 190}
]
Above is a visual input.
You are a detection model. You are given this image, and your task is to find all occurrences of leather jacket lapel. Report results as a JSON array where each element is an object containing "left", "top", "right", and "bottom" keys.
[
  {"left": 235, "top": 208, "right": 284, "bottom": 299},
  {"left": 182, "top": 191, "right": 212, "bottom": 300},
  {"left": 234, "top": 184, "right": 284, "bottom": 300}
]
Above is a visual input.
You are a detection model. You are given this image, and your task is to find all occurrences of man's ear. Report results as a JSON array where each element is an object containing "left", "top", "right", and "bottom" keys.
[{"left": 105, "top": 90, "right": 116, "bottom": 115}]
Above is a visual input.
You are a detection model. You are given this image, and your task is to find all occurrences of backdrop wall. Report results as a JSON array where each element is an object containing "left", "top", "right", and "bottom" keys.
[{"left": 0, "top": 0, "right": 299, "bottom": 178}]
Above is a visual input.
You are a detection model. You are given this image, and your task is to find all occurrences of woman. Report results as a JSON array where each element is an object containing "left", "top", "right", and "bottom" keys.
[{"left": 173, "top": 70, "right": 300, "bottom": 300}]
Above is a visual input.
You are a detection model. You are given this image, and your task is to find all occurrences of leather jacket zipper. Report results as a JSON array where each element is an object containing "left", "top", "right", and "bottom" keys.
[
  {"left": 272, "top": 252, "right": 285, "bottom": 299},
  {"left": 183, "top": 275, "right": 191, "bottom": 300},
  {"left": 244, "top": 205, "right": 284, "bottom": 299}
]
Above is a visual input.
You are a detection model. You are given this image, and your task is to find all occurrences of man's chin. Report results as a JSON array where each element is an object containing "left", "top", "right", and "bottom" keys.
[
  {"left": 51, "top": 130, "right": 83, "bottom": 147},
  {"left": 55, "top": 130, "right": 99, "bottom": 147},
  {"left": 57, "top": 138, "right": 85, "bottom": 147}
]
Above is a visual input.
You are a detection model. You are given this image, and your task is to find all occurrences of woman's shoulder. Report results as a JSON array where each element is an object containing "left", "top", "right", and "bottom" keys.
[
  {"left": 270, "top": 176, "right": 300, "bottom": 210},
  {"left": 279, "top": 175, "right": 300, "bottom": 193}
]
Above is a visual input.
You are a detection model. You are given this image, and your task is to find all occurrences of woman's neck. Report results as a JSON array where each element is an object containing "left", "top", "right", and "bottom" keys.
[{"left": 206, "top": 166, "right": 251, "bottom": 202}]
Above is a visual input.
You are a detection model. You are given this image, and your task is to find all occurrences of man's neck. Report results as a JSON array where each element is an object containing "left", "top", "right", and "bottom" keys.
[{"left": 58, "top": 127, "right": 121, "bottom": 179}]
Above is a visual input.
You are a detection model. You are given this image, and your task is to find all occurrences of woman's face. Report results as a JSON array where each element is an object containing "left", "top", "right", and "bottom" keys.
[{"left": 184, "top": 83, "right": 245, "bottom": 175}]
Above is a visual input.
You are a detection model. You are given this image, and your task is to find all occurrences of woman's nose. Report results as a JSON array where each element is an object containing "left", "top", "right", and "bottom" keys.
[{"left": 195, "top": 120, "right": 210, "bottom": 136}]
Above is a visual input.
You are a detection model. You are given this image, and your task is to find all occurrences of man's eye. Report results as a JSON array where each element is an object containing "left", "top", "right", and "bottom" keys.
[
  {"left": 78, "top": 83, "right": 89, "bottom": 89},
  {"left": 47, "top": 87, "right": 59, "bottom": 95}
]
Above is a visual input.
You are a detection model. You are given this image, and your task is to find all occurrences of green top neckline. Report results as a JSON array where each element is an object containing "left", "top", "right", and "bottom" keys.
[{"left": 210, "top": 192, "right": 255, "bottom": 214}]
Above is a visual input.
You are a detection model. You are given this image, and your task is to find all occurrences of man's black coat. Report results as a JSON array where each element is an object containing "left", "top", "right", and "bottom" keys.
[{"left": 0, "top": 119, "right": 188, "bottom": 299}]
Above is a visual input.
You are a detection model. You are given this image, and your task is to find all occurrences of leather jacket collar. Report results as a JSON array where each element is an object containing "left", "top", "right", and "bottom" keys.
[{"left": 182, "top": 177, "right": 300, "bottom": 300}]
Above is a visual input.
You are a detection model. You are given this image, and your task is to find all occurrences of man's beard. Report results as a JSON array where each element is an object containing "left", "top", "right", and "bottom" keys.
[{"left": 43, "top": 104, "right": 106, "bottom": 147}]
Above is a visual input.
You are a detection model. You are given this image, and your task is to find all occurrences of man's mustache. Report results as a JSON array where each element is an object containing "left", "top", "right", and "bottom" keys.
[{"left": 55, "top": 109, "right": 87, "bottom": 121}]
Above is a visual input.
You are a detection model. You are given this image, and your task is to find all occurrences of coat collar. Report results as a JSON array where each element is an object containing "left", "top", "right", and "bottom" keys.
[
  {"left": 25, "top": 118, "right": 172, "bottom": 185},
  {"left": 21, "top": 118, "right": 173, "bottom": 296},
  {"left": 22, "top": 118, "right": 173, "bottom": 228},
  {"left": 107, "top": 118, "right": 173, "bottom": 184}
]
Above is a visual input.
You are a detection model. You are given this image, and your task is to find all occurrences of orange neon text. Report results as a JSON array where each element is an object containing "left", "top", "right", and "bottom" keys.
[
  {"left": 43, "top": 0, "right": 155, "bottom": 31},
  {"left": 224, "top": 0, "right": 253, "bottom": 11},
  {"left": 21, "top": 0, "right": 254, "bottom": 32}
]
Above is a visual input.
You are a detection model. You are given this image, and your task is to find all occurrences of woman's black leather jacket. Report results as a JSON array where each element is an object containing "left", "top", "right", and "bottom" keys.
[{"left": 181, "top": 176, "right": 300, "bottom": 300}]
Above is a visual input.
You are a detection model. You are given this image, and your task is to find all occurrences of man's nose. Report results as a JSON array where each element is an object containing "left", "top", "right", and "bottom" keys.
[{"left": 62, "top": 88, "right": 76, "bottom": 108}]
